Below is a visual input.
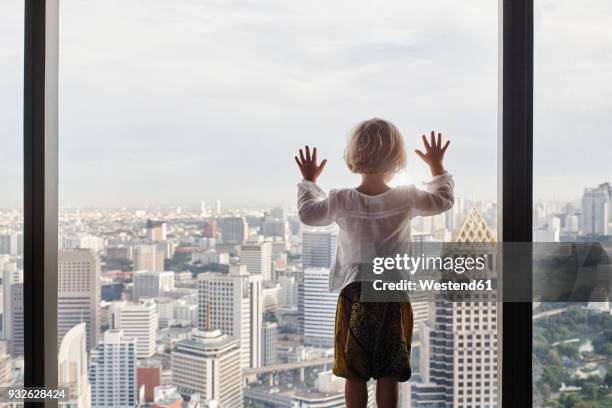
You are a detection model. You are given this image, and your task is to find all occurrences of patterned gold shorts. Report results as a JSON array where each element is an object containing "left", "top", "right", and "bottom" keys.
[{"left": 332, "top": 282, "right": 413, "bottom": 382}]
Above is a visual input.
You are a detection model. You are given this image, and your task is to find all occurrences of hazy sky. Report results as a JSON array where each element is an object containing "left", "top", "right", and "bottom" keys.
[{"left": 1, "top": 0, "right": 610, "bottom": 208}]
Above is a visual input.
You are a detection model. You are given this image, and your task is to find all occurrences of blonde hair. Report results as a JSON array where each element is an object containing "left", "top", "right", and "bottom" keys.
[{"left": 344, "top": 118, "right": 406, "bottom": 174}]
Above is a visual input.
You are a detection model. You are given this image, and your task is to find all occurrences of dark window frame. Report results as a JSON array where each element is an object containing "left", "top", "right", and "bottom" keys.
[{"left": 22, "top": 0, "right": 534, "bottom": 406}]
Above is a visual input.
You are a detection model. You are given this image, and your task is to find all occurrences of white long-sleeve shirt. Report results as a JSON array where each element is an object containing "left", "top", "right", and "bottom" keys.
[{"left": 297, "top": 172, "right": 454, "bottom": 291}]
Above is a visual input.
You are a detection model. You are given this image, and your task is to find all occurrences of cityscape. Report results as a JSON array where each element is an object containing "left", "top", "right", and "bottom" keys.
[{"left": 0, "top": 181, "right": 610, "bottom": 407}]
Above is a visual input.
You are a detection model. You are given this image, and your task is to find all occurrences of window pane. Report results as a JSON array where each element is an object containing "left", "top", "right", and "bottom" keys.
[
  {"left": 534, "top": 1, "right": 612, "bottom": 406},
  {"left": 60, "top": 1, "right": 498, "bottom": 407},
  {"left": 0, "top": 0, "right": 24, "bottom": 388}
]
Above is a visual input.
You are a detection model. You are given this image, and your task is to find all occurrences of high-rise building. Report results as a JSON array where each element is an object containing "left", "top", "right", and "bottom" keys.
[
  {"left": 133, "top": 244, "right": 164, "bottom": 272},
  {"left": 198, "top": 265, "right": 263, "bottom": 368},
  {"left": 240, "top": 242, "right": 272, "bottom": 280},
  {"left": 262, "top": 218, "right": 288, "bottom": 238},
  {"left": 10, "top": 283, "right": 23, "bottom": 356},
  {"left": 0, "top": 233, "right": 18, "bottom": 256},
  {"left": 113, "top": 300, "right": 159, "bottom": 359},
  {"left": 261, "top": 322, "right": 277, "bottom": 366},
  {"left": 133, "top": 270, "right": 174, "bottom": 300},
  {"left": 58, "top": 249, "right": 101, "bottom": 351},
  {"left": 278, "top": 274, "right": 298, "bottom": 308},
  {"left": 582, "top": 183, "right": 611, "bottom": 236},
  {"left": 302, "top": 268, "right": 337, "bottom": 348},
  {"left": 89, "top": 330, "right": 137, "bottom": 408},
  {"left": 202, "top": 219, "right": 217, "bottom": 239},
  {"left": 146, "top": 220, "right": 167, "bottom": 241},
  {"left": 58, "top": 323, "right": 92, "bottom": 408},
  {"left": 171, "top": 329, "right": 242, "bottom": 408},
  {"left": 413, "top": 208, "right": 498, "bottom": 408},
  {"left": 2, "top": 266, "right": 22, "bottom": 342},
  {"left": 302, "top": 230, "right": 337, "bottom": 269},
  {"left": 218, "top": 217, "right": 248, "bottom": 244}
]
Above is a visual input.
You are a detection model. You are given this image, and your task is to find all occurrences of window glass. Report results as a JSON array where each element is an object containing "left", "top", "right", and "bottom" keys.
[
  {"left": 0, "top": 0, "right": 25, "bottom": 388},
  {"left": 60, "top": 1, "right": 498, "bottom": 406},
  {"left": 534, "top": 1, "right": 612, "bottom": 406}
]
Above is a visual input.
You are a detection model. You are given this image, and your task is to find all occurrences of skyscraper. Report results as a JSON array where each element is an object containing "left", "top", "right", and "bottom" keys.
[
  {"left": 133, "top": 244, "right": 164, "bottom": 272},
  {"left": 59, "top": 323, "right": 92, "bottom": 408},
  {"left": 413, "top": 208, "right": 498, "bottom": 407},
  {"left": 302, "top": 230, "right": 337, "bottom": 269},
  {"left": 582, "top": 183, "right": 611, "bottom": 236},
  {"left": 261, "top": 321, "right": 278, "bottom": 366},
  {"left": 9, "top": 283, "right": 23, "bottom": 356},
  {"left": 89, "top": 330, "right": 137, "bottom": 408},
  {"left": 146, "top": 220, "right": 167, "bottom": 241},
  {"left": 58, "top": 249, "right": 101, "bottom": 351},
  {"left": 240, "top": 242, "right": 272, "bottom": 280},
  {"left": 198, "top": 265, "right": 263, "bottom": 368},
  {"left": 171, "top": 329, "right": 242, "bottom": 408},
  {"left": 218, "top": 217, "right": 248, "bottom": 244},
  {"left": 113, "top": 299, "right": 159, "bottom": 359},
  {"left": 133, "top": 270, "right": 174, "bottom": 300},
  {"left": 2, "top": 265, "right": 22, "bottom": 343},
  {"left": 302, "top": 268, "right": 337, "bottom": 348}
]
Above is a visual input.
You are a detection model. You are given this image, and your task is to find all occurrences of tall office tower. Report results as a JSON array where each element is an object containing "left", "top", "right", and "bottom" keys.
[
  {"left": 278, "top": 275, "right": 298, "bottom": 308},
  {"left": 114, "top": 300, "right": 159, "bottom": 359},
  {"left": 261, "top": 322, "right": 278, "bottom": 366},
  {"left": 269, "top": 207, "right": 287, "bottom": 220},
  {"left": 218, "top": 217, "right": 248, "bottom": 244},
  {"left": 0, "top": 233, "right": 18, "bottom": 256},
  {"left": 171, "top": 329, "right": 242, "bottom": 408},
  {"left": 565, "top": 214, "right": 580, "bottom": 233},
  {"left": 202, "top": 219, "right": 217, "bottom": 239},
  {"left": 0, "top": 341, "right": 12, "bottom": 384},
  {"left": 133, "top": 270, "right": 175, "bottom": 300},
  {"left": 133, "top": 244, "right": 164, "bottom": 272},
  {"left": 262, "top": 282, "right": 280, "bottom": 314},
  {"left": 146, "top": 220, "right": 167, "bottom": 241},
  {"left": 262, "top": 218, "right": 289, "bottom": 238},
  {"left": 240, "top": 242, "right": 272, "bottom": 280},
  {"left": 58, "top": 249, "right": 101, "bottom": 351},
  {"left": 198, "top": 265, "right": 263, "bottom": 368},
  {"left": 58, "top": 323, "right": 92, "bottom": 408},
  {"left": 302, "top": 230, "right": 337, "bottom": 269},
  {"left": 303, "top": 268, "right": 337, "bottom": 348},
  {"left": 413, "top": 208, "right": 498, "bottom": 408},
  {"left": 2, "top": 266, "right": 22, "bottom": 342},
  {"left": 215, "top": 200, "right": 222, "bottom": 214},
  {"left": 582, "top": 183, "right": 611, "bottom": 236},
  {"left": 10, "top": 283, "right": 23, "bottom": 356},
  {"left": 89, "top": 330, "right": 137, "bottom": 408}
]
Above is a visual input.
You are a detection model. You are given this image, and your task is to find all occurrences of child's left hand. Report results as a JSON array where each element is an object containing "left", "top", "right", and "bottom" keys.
[{"left": 294, "top": 145, "right": 327, "bottom": 183}]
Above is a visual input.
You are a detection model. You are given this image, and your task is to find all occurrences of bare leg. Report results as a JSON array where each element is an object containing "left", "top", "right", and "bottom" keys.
[
  {"left": 376, "top": 377, "right": 399, "bottom": 408},
  {"left": 346, "top": 379, "right": 368, "bottom": 408}
]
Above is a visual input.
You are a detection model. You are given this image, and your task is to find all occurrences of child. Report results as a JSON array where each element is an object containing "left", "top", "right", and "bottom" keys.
[{"left": 294, "top": 118, "right": 454, "bottom": 408}]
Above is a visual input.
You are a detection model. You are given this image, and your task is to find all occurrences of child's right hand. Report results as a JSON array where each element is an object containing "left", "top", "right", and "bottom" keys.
[
  {"left": 415, "top": 131, "right": 450, "bottom": 177},
  {"left": 294, "top": 145, "right": 327, "bottom": 183}
]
